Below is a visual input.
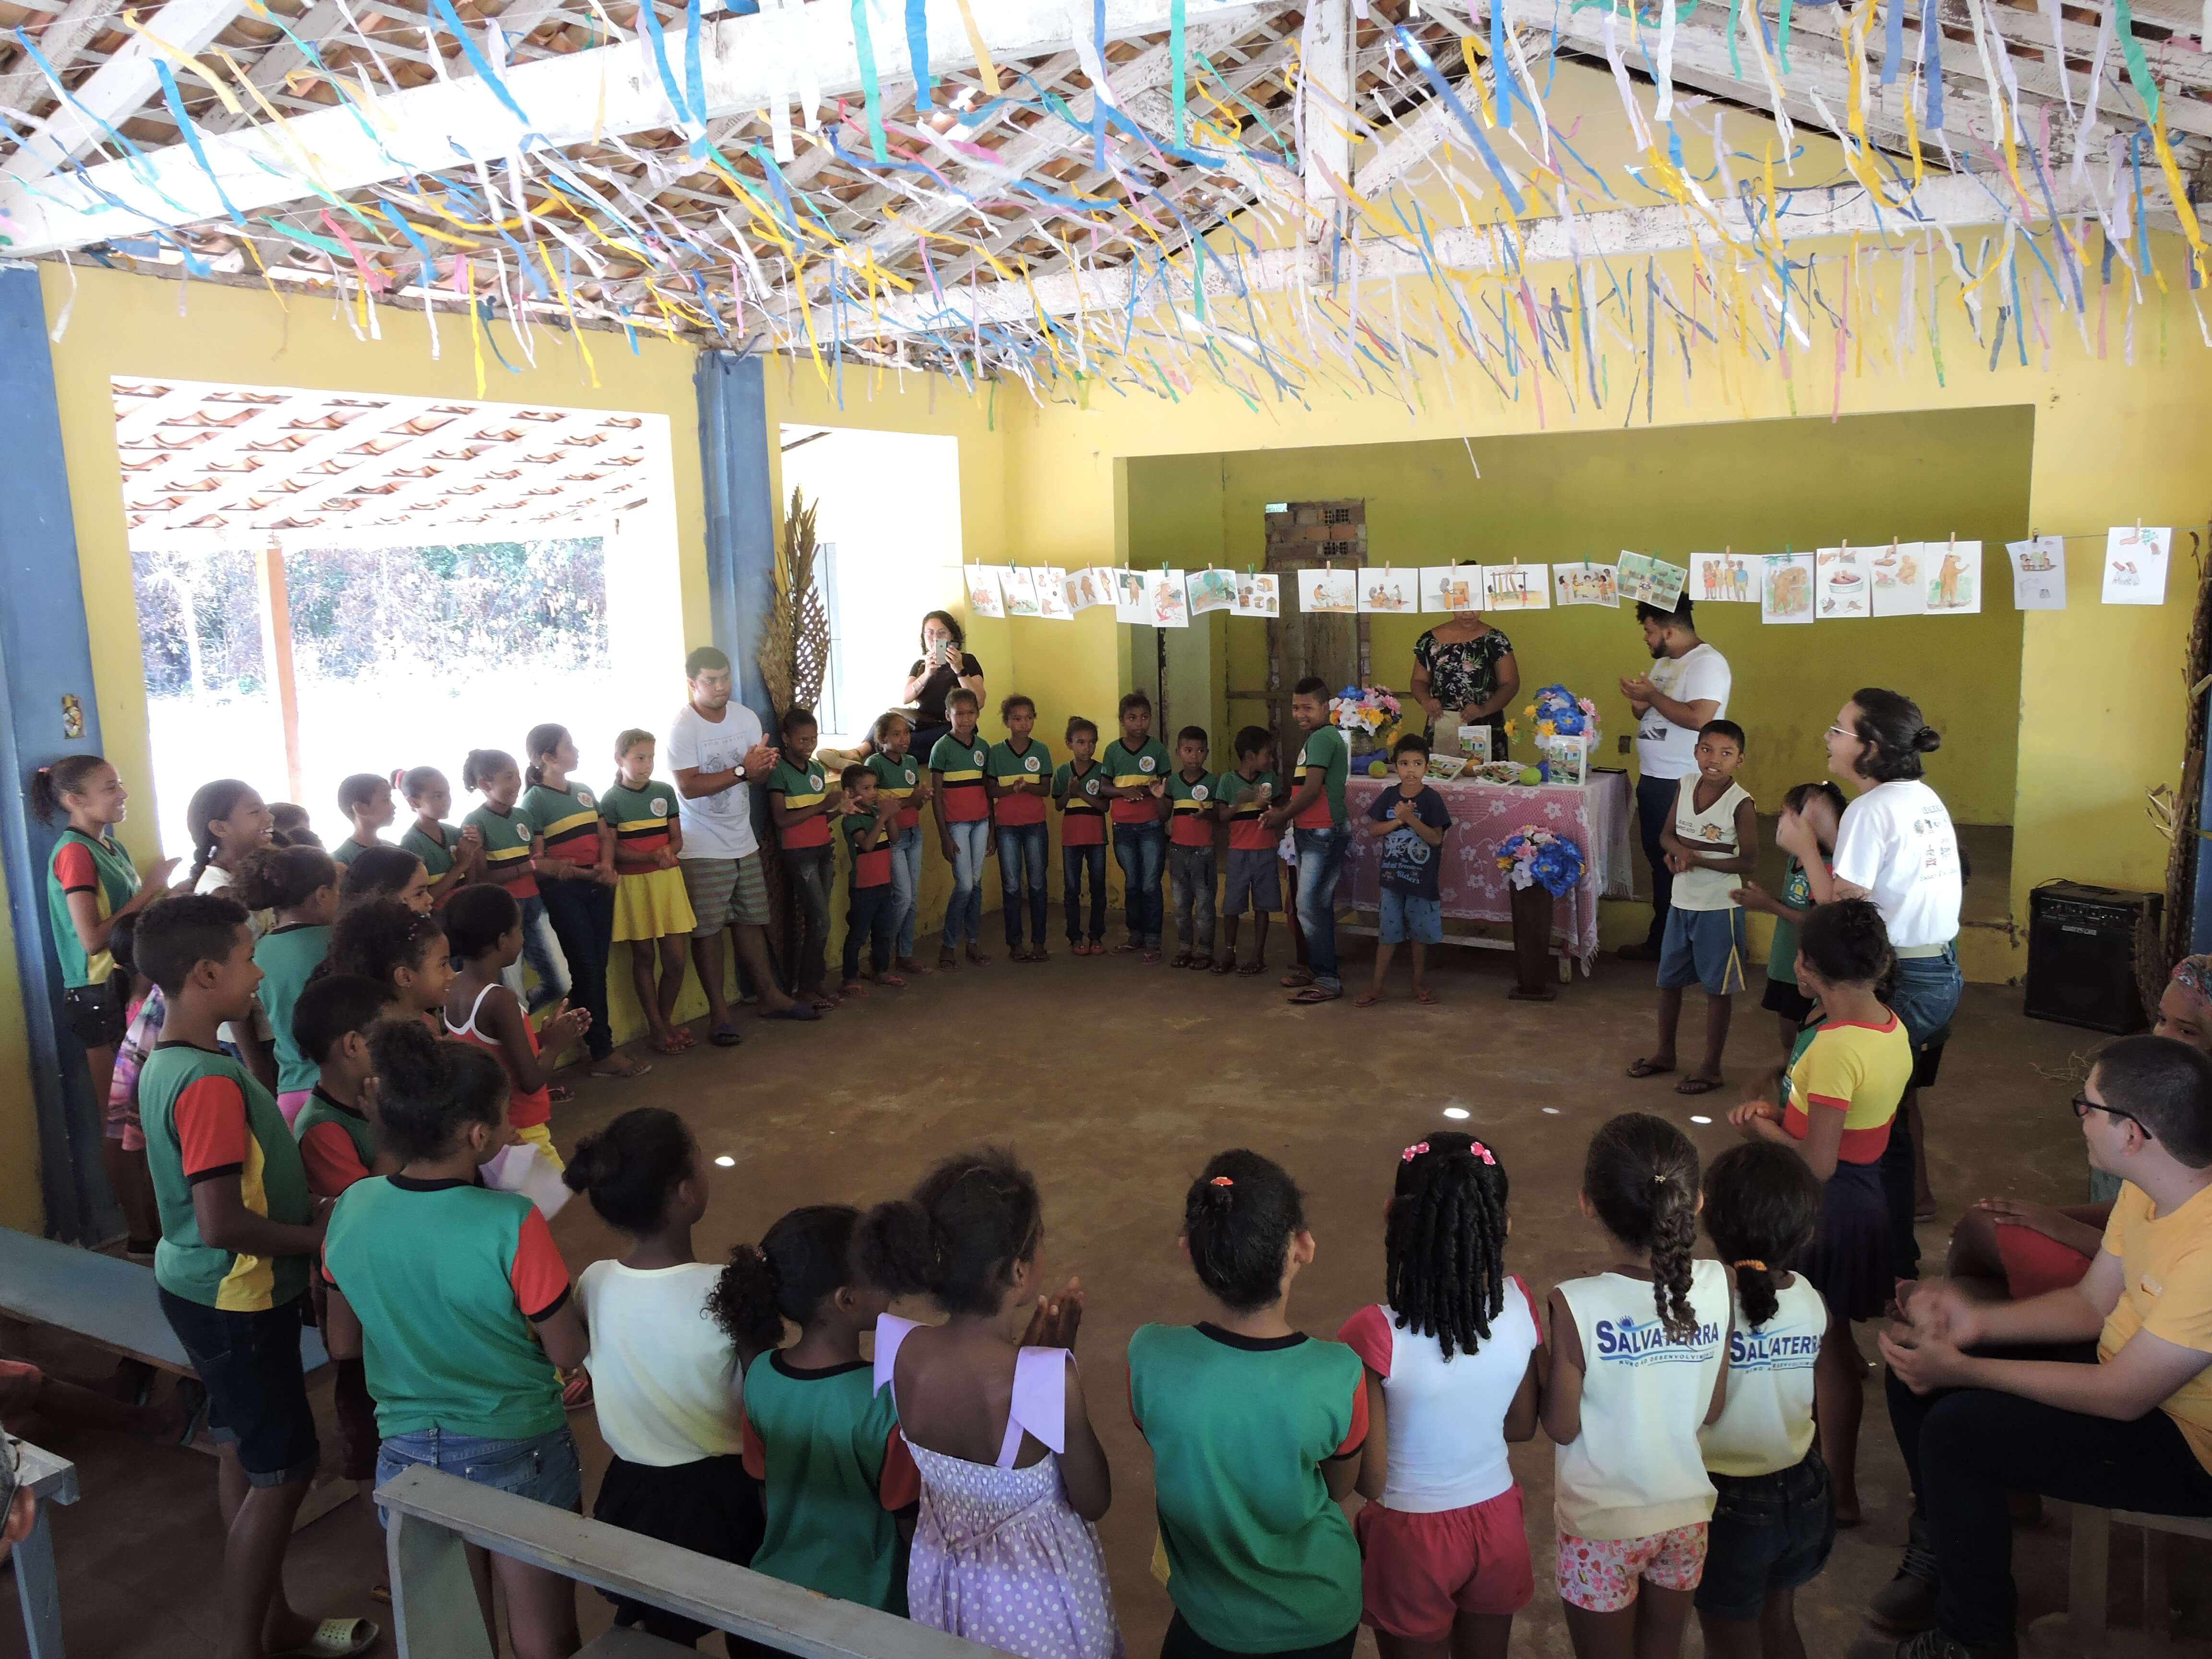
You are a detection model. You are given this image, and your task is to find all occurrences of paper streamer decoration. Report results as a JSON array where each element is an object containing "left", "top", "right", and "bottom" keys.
[
  {"left": 1187, "top": 568, "right": 1238, "bottom": 616},
  {"left": 2006, "top": 538, "right": 2067, "bottom": 610},
  {"left": 1112, "top": 568, "right": 1152, "bottom": 623},
  {"left": 1147, "top": 569, "right": 1190, "bottom": 628},
  {"left": 1358, "top": 568, "right": 1419, "bottom": 615},
  {"left": 1066, "top": 568, "right": 1115, "bottom": 614},
  {"left": 1816, "top": 545, "right": 1872, "bottom": 619},
  {"left": 1034, "top": 568, "right": 1073, "bottom": 620},
  {"left": 998, "top": 565, "right": 1043, "bottom": 617},
  {"left": 1298, "top": 568, "right": 1357, "bottom": 614},
  {"left": 1691, "top": 552, "right": 1759, "bottom": 603},
  {"left": 1419, "top": 566, "right": 1485, "bottom": 613},
  {"left": 1483, "top": 564, "right": 1550, "bottom": 612},
  {"left": 1924, "top": 540, "right": 1982, "bottom": 614},
  {"left": 1872, "top": 543, "right": 1926, "bottom": 618},
  {"left": 965, "top": 565, "right": 1005, "bottom": 619},
  {"left": 1617, "top": 553, "right": 1688, "bottom": 612},
  {"left": 1762, "top": 553, "right": 1815, "bottom": 624},
  {"left": 1552, "top": 563, "right": 1619, "bottom": 607},
  {"left": 1231, "top": 572, "right": 1282, "bottom": 617},
  {"left": 2103, "top": 526, "right": 2172, "bottom": 605}
]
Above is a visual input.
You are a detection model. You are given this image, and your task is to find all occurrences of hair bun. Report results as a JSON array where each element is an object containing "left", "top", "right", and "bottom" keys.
[{"left": 1913, "top": 726, "right": 1942, "bottom": 753}]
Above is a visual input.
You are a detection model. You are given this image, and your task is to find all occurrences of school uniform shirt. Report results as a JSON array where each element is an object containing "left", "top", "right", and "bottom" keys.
[
  {"left": 600, "top": 779, "right": 679, "bottom": 860},
  {"left": 764, "top": 759, "right": 834, "bottom": 850},
  {"left": 1292, "top": 726, "right": 1350, "bottom": 829},
  {"left": 1106, "top": 737, "right": 1173, "bottom": 827},
  {"left": 842, "top": 810, "right": 895, "bottom": 889},
  {"left": 1337, "top": 1279, "right": 1541, "bottom": 1511},
  {"left": 1365, "top": 784, "right": 1452, "bottom": 899},
  {"left": 520, "top": 782, "right": 603, "bottom": 871},
  {"left": 1127, "top": 1322, "right": 1368, "bottom": 1650},
  {"left": 2099, "top": 1180, "right": 2212, "bottom": 1473},
  {"left": 741, "top": 1350, "right": 921, "bottom": 1613},
  {"left": 1671, "top": 776, "right": 1751, "bottom": 910},
  {"left": 576, "top": 1261, "right": 745, "bottom": 1465},
  {"left": 987, "top": 738, "right": 1053, "bottom": 828},
  {"left": 1635, "top": 643, "right": 1732, "bottom": 783},
  {"left": 331, "top": 837, "right": 383, "bottom": 867},
  {"left": 1053, "top": 759, "right": 1108, "bottom": 847},
  {"left": 1780, "top": 1012, "right": 1912, "bottom": 1165},
  {"left": 399, "top": 821, "right": 463, "bottom": 885},
  {"left": 293, "top": 1086, "right": 378, "bottom": 1198},
  {"left": 323, "top": 1174, "right": 569, "bottom": 1441},
  {"left": 46, "top": 827, "right": 140, "bottom": 986},
  {"left": 665, "top": 700, "right": 764, "bottom": 861},
  {"left": 1167, "top": 770, "right": 1218, "bottom": 848},
  {"left": 1552, "top": 1260, "right": 1731, "bottom": 1541},
  {"left": 252, "top": 923, "right": 333, "bottom": 1095},
  {"left": 865, "top": 752, "right": 925, "bottom": 832},
  {"left": 1766, "top": 857, "right": 1820, "bottom": 989},
  {"left": 1699, "top": 1277, "right": 1827, "bottom": 1479},
  {"left": 1220, "top": 770, "right": 1279, "bottom": 851},
  {"left": 463, "top": 803, "right": 540, "bottom": 899},
  {"left": 1832, "top": 779, "right": 1962, "bottom": 949},
  {"left": 139, "top": 1042, "right": 313, "bottom": 1311},
  {"left": 927, "top": 731, "right": 992, "bottom": 823}
]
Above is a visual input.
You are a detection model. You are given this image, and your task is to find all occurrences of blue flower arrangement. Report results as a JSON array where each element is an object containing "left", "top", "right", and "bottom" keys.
[{"left": 1496, "top": 826, "right": 1587, "bottom": 898}]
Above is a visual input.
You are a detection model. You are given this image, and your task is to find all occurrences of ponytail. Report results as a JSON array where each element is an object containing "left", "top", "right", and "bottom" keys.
[
  {"left": 523, "top": 724, "right": 568, "bottom": 792},
  {"left": 854, "top": 1149, "right": 1041, "bottom": 1317},
  {"left": 30, "top": 755, "right": 109, "bottom": 824},
  {"left": 1701, "top": 1142, "right": 1820, "bottom": 1330},
  {"left": 460, "top": 750, "right": 515, "bottom": 794},
  {"left": 183, "top": 779, "right": 256, "bottom": 889},
  {"left": 705, "top": 1204, "right": 866, "bottom": 1362},
  {"left": 232, "top": 844, "right": 338, "bottom": 913}
]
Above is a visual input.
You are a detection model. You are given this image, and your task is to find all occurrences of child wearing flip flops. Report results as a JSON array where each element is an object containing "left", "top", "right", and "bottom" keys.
[
  {"left": 1053, "top": 718, "right": 1111, "bottom": 956},
  {"left": 1356, "top": 734, "right": 1452, "bottom": 1009},
  {"left": 602, "top": 730, "right": 697, "bottom": 1055},
  {"left": 1214, "top": 727, "right": 1281, "bottom": 977},
  {"left": 839, "top": 766, "right": 906, "bottom": 996},
  {"left": 1166, "top": 726, "right": 1219, "bottom": 970},
  {"left": 987, "top": 695, "right": 1055, "bottom": 962}
]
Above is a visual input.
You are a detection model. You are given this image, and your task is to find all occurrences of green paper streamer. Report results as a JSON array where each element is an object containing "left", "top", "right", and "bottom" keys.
[
  {"left": 1728, "top": 0, "right": 1743, "bottom": 80},
  {"left": 852, "top": 0, "right": 889, "bottom": 162},
  {"left": 1777, "top": 0, "right": 1793, "bottom": 73},
  {"left": 1170, "top": 0, "right": 1187, "bottom": 146}
]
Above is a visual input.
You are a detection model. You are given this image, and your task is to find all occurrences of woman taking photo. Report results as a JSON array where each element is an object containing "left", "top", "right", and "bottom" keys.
[
  {"left": 1409, "top": 609, "right": 1519, "bottom": 751},
  {"left": 903, "top": 612, "right": 986, "bottom": 757}
]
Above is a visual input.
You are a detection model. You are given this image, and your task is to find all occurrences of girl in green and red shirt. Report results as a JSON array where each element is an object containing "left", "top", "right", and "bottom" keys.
[
  {"left": 601, "top": 729, "right": 696, "bottom": 1055},
  {"left": 523, "top": 723, "right": 642, "bottom": 1080}
]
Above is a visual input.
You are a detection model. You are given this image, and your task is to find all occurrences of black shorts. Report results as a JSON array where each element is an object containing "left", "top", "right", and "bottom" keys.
[
  {"left": 1759, "top": 975, "right": 1816, "bottom": 1022},
  {"left": 1914, "top": 1042, "right": 1946, "bottom": 1088},
  {"left": 1694, "top": 1448, "right": 1835, "bottom": 1621},
  {"left": 1162, "top": 1612, "right": 1358, "bottom": 1659},
  {"left": 158, "top": 1288, "right": 318, "bottom": 1487},
  {"left": 595, "top": 1453, "right": 765, "bottom": 1640},
  {"left": 62, "top": 974, "right": 128, "bottom": 1048}
]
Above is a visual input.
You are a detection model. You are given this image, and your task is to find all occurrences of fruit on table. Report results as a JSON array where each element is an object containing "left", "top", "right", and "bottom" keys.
[
  {"left": 1368, "top": 759, "right": 1389, "bottom": 778},
  {"left": 1518, "top": 766, "right": 1542, "bottom": 785}
]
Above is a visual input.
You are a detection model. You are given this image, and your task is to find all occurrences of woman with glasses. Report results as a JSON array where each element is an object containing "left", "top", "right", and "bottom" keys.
[{"left": 1775, "top": 688, "right": 1961, "bottom": 1284}]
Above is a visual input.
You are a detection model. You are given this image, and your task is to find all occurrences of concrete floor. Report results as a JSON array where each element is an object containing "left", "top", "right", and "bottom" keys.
[{"left": 5, "top": 932, "right": 2201, "bottom": 1658}]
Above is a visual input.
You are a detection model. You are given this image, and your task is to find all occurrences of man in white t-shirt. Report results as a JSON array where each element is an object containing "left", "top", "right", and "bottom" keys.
[
  {"left": 1618, "top": 599, "right": 1732, "bottom": 960},
  {"left": 667, "top": 645, "right": 817, "bottom": 1040}
]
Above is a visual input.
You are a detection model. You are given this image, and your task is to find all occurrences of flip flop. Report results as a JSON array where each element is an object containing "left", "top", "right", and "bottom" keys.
[
  {"left": 1280, "top": 968, "right": 1315, "bottom": 988},
  {"left": 1112, "top": 940, "right": 1142, "bottom": 954},
  {"left": 589, "top": 1057, "right": 651, "bottom": 1079},
  {"left": 650, "top": 1034, "right": 688, "bottom": 1056},
  {"left": 1169, "top": 953, "right": 1193, "bottom": 969},
  {"left": 840, "top": 980, "right": 870, "bottom": 996},
  {"left": 1237, "top": 961, "right": 1265, "bottom": 977},
  {"left": 1353, "top": 992, "right": 1382, "bottom": 1007},
  {"left": 709, "top": 1022, "right": 744, "bottom": 1048},
  {"left": 545, "top": 1084, "right": 576, "bottom": 1105},
  {"left": 1209, "top": 959, "right": 1233, "bottom": 974},
  {"left": 269, "top": 1617, "right": 380, "bottom": 1659},
  {"left": 938, "top": 951, "right": 959, "bottom": 970},
  {"left": 760, "top": 1002, "right": 822, "bottom": 1022},
  {"left": 1675, "top": 1074, "right": 1721, "bottom": 1096},
  {"left": 878, "top": 974, "right": 907, "bottom": 988},
  {"left": 1028, "top": 948, "right": 1050, "bottom": 962},
  {"left": 1626, "top": 1058, "right": 1675, "bottom": 1079},
  {"left": 1142, "top": 950, "right": 1163, "bottom": 964},
  {"left": 1413, "top": 987, "right": 1438, "bottom": 1004},
  {"left": 1289, "top": 986, "right": 1342, "bottom": 1005}
]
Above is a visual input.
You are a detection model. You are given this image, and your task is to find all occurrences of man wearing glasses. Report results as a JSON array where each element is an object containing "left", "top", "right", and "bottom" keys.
[{"left": 1853, "top": 1035, "right": 2212, "bottom": 1659}]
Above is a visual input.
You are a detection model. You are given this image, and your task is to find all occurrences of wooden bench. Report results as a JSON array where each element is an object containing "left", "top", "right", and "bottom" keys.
[
  {"left": 2028, "top": 1505, "right": 2212, "bottom": 1657},
  {"left": 10, "top": 1438, "right": 81, "bottom": 1659},
  {"left": 379, "top": 1465, "right": 1000, "bottom": 1659}
]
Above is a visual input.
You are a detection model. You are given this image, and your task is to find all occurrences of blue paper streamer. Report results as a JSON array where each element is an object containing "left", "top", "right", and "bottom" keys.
[
  {"left": 905, "top": 0, "right": 933, "bottom": 110},
  {"left": 1395, "top": 29, "right": 1524, "bottom": 216},
  {"left": 152, "top": 60, "right": 243, "bottom": 227},
  {"left": 429, "top": 0, "right": 534, "bottom": 128},
  {"left": 633, "top": 0, "right": 692, "bottom": 126},
  {"left": 851, "top": 0, "right": 890, "bottom": 161},
  {"left": 684, "top": 0, "right": 709, "bottom": 147},
  {"left": 1491, "top": 0, "right": 1514, "bottom": 129},
  {"left": 1881, "top": 0, "right": 1902, "bottom": 86},
  {"left": 1921, "top": 0, "right": 1944, "bottom": 129}
]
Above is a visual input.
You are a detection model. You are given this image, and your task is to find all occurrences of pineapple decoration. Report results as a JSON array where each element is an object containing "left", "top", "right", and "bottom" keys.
[{"left": 763, "top": 486, "right": 831, "bottom": 717}]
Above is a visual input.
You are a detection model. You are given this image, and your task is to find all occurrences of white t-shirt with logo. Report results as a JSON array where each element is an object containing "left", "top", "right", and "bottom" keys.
[
  {"left": 1554, "top": 1260, "right": 1730, "bottom": 1540},
  {"left": 1698, "top": 1276, "right": 1825, "bottom": 1479},
  {"left": 664, "top": 699, "right": 763, "bottom": 861},
  {"left": 577, "top": 1260, "right": 745, "bottom": 1466},
  {"left": 1832, "top": 779, "right": 1961, "bottom": 949},
  {"left": 1635, "top": 643, "right": 1732, "bottom": 783}
]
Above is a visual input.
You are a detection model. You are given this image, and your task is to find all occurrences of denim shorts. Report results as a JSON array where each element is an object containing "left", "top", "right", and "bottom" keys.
[
  {"left": 1222, "top": 848, "right": 1282, "bottom": 914},
  {"left": 1658, "top": 905, "right": 1748, "bottom": 995},
  {"left": 375, "top": 1424, "right": 582, "bottom": 1525},
  {"left": 1380, "top": 889, "right": 1443, "bottom": 945},
  {"left": 1693, "top": 1447, "right": 1835, "bottom": 1620}
]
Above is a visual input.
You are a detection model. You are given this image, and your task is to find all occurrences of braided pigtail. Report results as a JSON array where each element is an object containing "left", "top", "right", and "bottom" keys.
[{"left": 1584, "top": 1112, "right": 1706, "bottom": 1344}]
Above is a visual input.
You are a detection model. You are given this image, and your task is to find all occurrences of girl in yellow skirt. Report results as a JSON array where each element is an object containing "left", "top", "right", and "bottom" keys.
[{"left": 601, "top": 729, "right": 697, "bottom": 1054}]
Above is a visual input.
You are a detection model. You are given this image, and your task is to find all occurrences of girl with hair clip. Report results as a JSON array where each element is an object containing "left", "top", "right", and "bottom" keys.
[
  {"left": 564, "top": 1110, "right": 759, "bottom": 1652},
  {"left": 856, "top": 1150, "right": 1118, "bottom": 1659},
  {"left": 1695, "top": 1144, "right": 1831, "bottom": 1659},
  {"left": 320, "top": 1021, "right": 586, "bottom": 1659},
  {"left": 1728, "top": 898, "right": 1911, "bottom": 1529},
  {"left": 233, "top": 844, "right": 340, "bottom": 1126},
  {"left": 522, "top": 723, "right": 642, "bottom": 1079},
  {"left": 709, "top": 1205, "right": 917, "bottom": 1617},
  {"left": 460, "top": 748, "right": 571, "bottom": 1016},
  {"left": 395, "top": 766, "right": 484, "bottom": 908},
  {"left": 1129, "top": 1151, "right": 1366, "bottom": 1659},
  {"left": 326, "top": 898, "right": 454, "bottom": 1029},
  {"left": 1545, "top": 1113, "right": 1732, "bottom": 1659},
  {"left": 339, "top": 846, "right": 433, "bottom": 914},
  {"left": 1338, "top": 1136, "right": 1544, "bottom": 1659}
]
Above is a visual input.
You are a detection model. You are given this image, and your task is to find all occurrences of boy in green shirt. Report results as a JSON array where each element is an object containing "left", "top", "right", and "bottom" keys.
[
  {"left": 1165, "top": 726, "right": 1219, "bottom": 969},
  {"left": 1102, "top": 690, "right": 1173, "bottom": 959},
  {"left": 838, "top": 766, "right": 905, "bottom": 991},
  {"left": 986, "top": 694, "right": 1054, "bottom": 961},
  {"left": 1217, "top": 726, "right": 1283, "bottom": 976},
  {"left": 332, "top": 773, "right": 396, "bottom": 867},
  {"left": 766, "top": 708, "right": 840, "bottom": 1009},
  {"left": 1265, "top": 677, "right": 1352, "bottom": 1002}
]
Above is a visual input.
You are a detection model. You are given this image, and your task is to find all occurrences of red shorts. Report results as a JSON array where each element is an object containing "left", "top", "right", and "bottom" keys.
[
  {"left": 1996, "top": 1227, "right": 2094, "bottom": 1301},
  {"left": 1355, "top": 1486, "right": 1534, "bottom": 1639}
]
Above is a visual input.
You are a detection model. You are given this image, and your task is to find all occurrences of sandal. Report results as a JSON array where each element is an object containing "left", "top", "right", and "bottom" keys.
[
  {"left": 1674, "top": 1074, "right": 1721, "bottom": 1096},
  {"left": 1413, "top": 986, "right": 1438, "bottom": 1004},
  {"left": 965, "top": 948, "right": 993, "bottom": 966},
  {"left": 1028, "top": 947, "right": 1051, "bottom": 962},
  {"left": 877, "top": 973, "right": 907, "bottom": 988},
  {"left": 545, "top": 1084, "right": 576, "bottom": 1105},
  {"left": 1626, "top": 1057, "right": 1675, "bottom": 1079},
  {"left": 650, "top": 1033, "right": 688, "bottom": 1056},
  {"left": 589, "top": 1055, "right": 650, "bottom": 1079},
  {"left": 840, "top": 980, "right": 870, "bottom": 996},
  {"left": 1237, "top": 960, "right": 1265, "bottom": 977},
  {"left": 269, "top": 1616, "right": 380, "bottom": 1659},
  {"left": 1353, "top": 992, "right": 1382, "bottom": 1007},
  {"left": 1112, "top": 940, "right": 1142, "bottom": 954},
  {"left": 1289, "top": 985, "right": 1342, "bottom": 1004},
  {"left": 1280, "top": 968, "right": 1315, "bottom": 988},
  {"left": 938, "top": 950, "right": 959, "bottom": 970},
  {"left": 709, "top": 1022, "right": 743, "bottom": 1048},
  {"left": 1168, "top": 952, "right": 1193, "bottom": 969},
  {"left": 1142, "top": 950, "right": 1163, "bottom": 964},
  {"left": 1210, "top": 957, "right": 1234, "bottom": 974}
]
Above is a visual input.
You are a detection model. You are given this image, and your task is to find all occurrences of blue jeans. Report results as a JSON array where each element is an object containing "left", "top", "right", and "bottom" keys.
[
  {"left": 1293, "top": 826, "right": 1348, "bottom": 992},
  {"left": 1635, "top": 772, "right": 1680, "bottom": 949},
  {"left": 375, "top": 1425, "right": 581, "bottom": 1525},
  {"left": 1883, "top": 943, "right": 1964, "bottom": 1278},
  {"left": 889, "top": 824, "right": 924, "bottom": 960},
  {"left": 1064, "top": 842, "right": 1107, "bottom": 943},
  {"left": 501, "top": 892, "right": 571, "bottom": 1014},
  {"left": 942, "top": 818, "right": 990, "bottom": 950},
  {"left": 1169, "top": 843, "right": 1216, "bottom": 956},
  {"left": 1113, "top": 822, "right": 1166, "bottom": 948},
  {"left": 997, "top": 822, "right": 1050, "bottom": 950}
]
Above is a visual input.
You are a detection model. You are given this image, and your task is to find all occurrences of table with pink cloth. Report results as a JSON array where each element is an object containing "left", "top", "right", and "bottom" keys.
[{"left": 1341, "top": 770, "right": 1634, "bottom": 972}]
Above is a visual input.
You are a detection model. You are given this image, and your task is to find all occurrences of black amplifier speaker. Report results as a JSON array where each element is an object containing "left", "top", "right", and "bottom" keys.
[{"left": 2023, "top": 881, "right": 2162, "bottom": 1035}]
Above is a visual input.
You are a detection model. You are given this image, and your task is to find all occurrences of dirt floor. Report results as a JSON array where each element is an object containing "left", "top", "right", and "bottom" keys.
[{"left": 6, "top": 932, "right": 2204, "bottom": 1658}]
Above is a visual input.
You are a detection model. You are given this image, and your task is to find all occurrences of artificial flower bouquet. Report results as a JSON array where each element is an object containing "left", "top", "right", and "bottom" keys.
[{"left": 1496, "top": 825, "right": 1586, "bottom": 897}]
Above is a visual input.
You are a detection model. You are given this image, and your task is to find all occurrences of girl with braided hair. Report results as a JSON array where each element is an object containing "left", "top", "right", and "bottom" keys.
[
  {"left": 565, "top": 1109, "right": 764, "bottom": 1651},
  {"left": 1546, "top": 1112, "right": 1731, "bottom": 1657},
  {"left": 1337, "top": 1134, "right": 1542, "bottom": 1659},
  {"left": 709, "top": 1204, "right": 915, "bottom": 1619}
]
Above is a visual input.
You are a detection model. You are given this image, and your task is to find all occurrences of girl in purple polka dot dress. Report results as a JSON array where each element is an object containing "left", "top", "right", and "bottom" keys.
[{"left": 857, "top": 1149, "right": 1124, "bottom": 1659}]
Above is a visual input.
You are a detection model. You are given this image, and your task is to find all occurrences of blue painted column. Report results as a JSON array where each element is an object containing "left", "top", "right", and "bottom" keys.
[
  {"left": 694, "top": 350, "right": 779, "bottom": 731},
  {"left": 0, "top": 264, "right": 111, "bottom": 1243}
]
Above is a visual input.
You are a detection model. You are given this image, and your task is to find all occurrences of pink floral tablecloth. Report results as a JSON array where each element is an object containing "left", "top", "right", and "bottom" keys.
[{"left": 1341, "top": 771, "right": 1634, "bottom": 971}]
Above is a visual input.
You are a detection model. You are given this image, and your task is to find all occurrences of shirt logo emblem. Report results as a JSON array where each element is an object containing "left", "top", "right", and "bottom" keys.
[
  {"left": 973, "top": 748, "right": 986, "bottom": 766},
  {"left": 1025, "top": 756, "right": 1041, "bottom": 772},
  {"left": 1084, "top": 780, "right": 1099, "bottom": 795},
  {"left": 1139, "top": 756, "right": 1156, "bottom": 773},
  {"left": 1193, "top": 784, "right": 1210, "bottom": 801},
  {"left": 651, "top": 799, "right": 669, "bottom": 817},
  {"left": 576, "top": 791, "right": 593, "bottom": 808}
]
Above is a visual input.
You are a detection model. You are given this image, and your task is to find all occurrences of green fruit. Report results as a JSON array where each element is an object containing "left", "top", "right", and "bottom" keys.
[
  {"left": 1367, "top": 759, "right": 1389, "bottom": 778},
  {"left": 1518, "top": 766, "right": 1542, "bottom": 786}
]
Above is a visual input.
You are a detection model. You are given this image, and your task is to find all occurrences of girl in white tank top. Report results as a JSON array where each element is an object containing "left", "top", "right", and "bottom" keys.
[{"left": 1545, "top": 1114, "right": 1732, "bottom": 1658}]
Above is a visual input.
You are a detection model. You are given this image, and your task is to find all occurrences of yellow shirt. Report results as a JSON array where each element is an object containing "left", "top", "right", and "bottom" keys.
[
  {"left": 1780, "top": 1013, "right": 1911, "bottom": 1166},
  {"left": 2098, "top": 1181, "right": 2212, "bottom": 1473}
]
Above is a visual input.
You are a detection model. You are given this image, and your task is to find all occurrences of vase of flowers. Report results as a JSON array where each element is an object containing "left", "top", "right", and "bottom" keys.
[
  {"left": 1496, "top": 826, "right": 1586, "bottom": 1000},
  {"left": 1519, "top": 684, "right": 1602, "bottom": 782},
  {"left": 1330, "top": 685, "right": 1404, "bottom": 773}
]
